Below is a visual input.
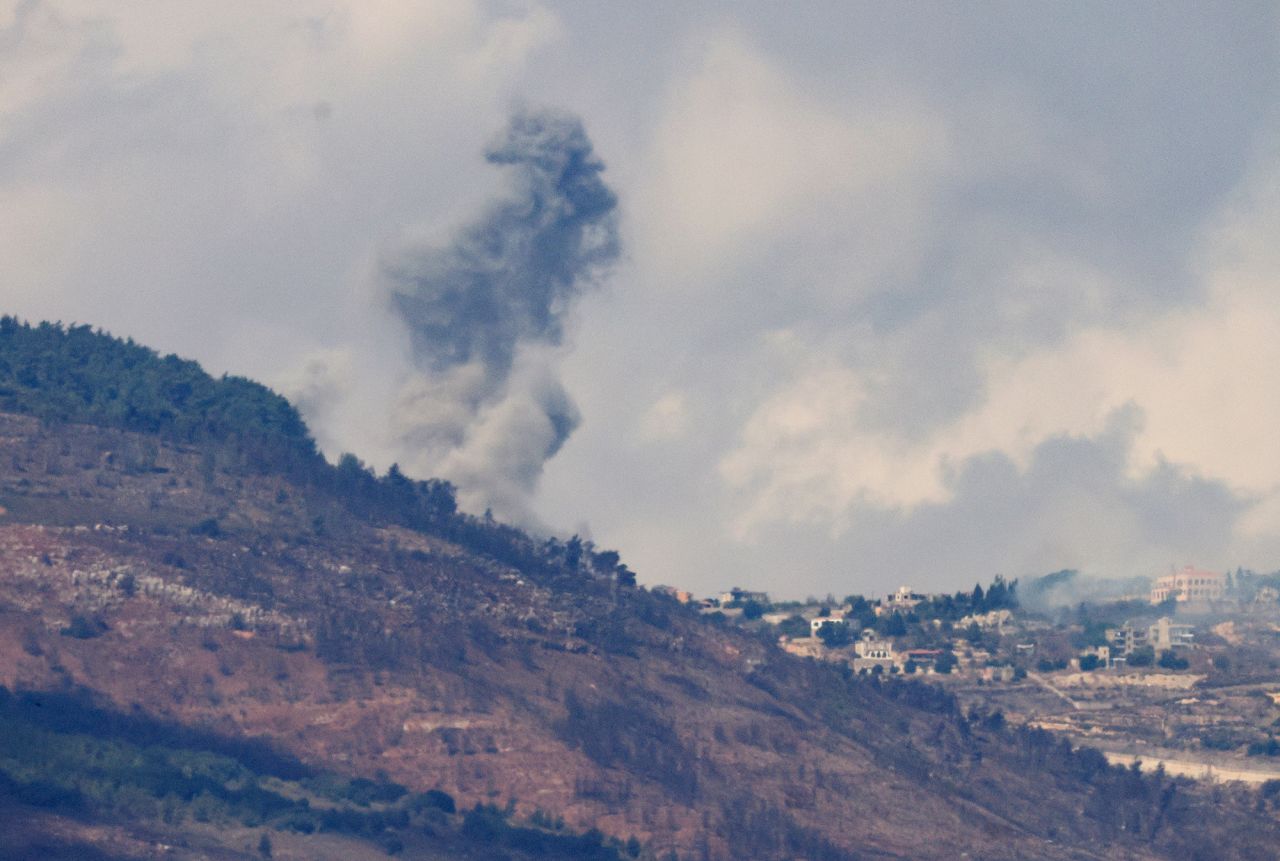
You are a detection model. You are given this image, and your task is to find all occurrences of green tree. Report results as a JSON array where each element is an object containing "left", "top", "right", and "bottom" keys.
[
  {"left": 876, "top": 612, "right": 907, "bottom": 637},
  {"left": 816, "top": 621, "right": 852, "bottom": 648},
  {"left": 777, "top": 615, "right": 810, "bottom": 638},
  {"left": 844, "top": 596, "right": 876, "bottom": 628},
  {"left": 1127, "top": 646, "right": 1155, "bottom": 667}
]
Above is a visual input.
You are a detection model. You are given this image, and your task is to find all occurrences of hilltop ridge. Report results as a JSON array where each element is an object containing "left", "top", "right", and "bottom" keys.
[{"left": 0, "top": 320, "right": 1277, "bottom": 860}]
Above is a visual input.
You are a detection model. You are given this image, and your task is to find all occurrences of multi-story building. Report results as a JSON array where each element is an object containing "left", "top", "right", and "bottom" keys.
[
  {"left": 1148, "top": 616, "right": 1195, "bottom": 652},
  {"left": 1150, "top": 566, "right": 1226, "bottom": 604},
  {"left": 1108, "top": 621, "right": 1149, "bottom": 656},
  {"left": 1108, "top": 617, "right": 1194, "bottom": 656}
]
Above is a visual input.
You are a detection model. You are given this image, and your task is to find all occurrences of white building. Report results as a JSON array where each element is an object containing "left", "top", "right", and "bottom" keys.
[
  {"left": 1108, "top": 616, "right": 1193, "bottom": 655},
  {"left": 855, "top": 636, "right": 894, "bottom": 661},
  {"left": 876, "top": 585, "right": 924, "bottom": 616},
  {"left": 810, "top": 614, "right": 847, "bottom": 636},
  {"left": 1150, "top": 566, "right": 1226, "bottom": 604},
  {"left": 1148, "top": 616, "right": 1194, "bottom": 652}
]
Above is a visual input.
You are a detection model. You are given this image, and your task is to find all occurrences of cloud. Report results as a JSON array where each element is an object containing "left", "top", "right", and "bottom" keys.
[
  {"left": 723, "top": 268, "right": 1280, "bottom": 528},
  {"left": 638, "top": 391, "right": 689, "bottom": 442},
  {"left": 635, "top": 32, "right": 947, "bottom": 285},
  {"left": 6, "top": 2, "right": 1280, "bottom": 599},
  {"left": 720, "top": 405, "right": 1249, "bottom": 596},
  {"left": 716, "top": 141, "right": 1280, "bottom": 590},
  {"left": 382, "top": 108, "right": 619, "bottom": 521}
]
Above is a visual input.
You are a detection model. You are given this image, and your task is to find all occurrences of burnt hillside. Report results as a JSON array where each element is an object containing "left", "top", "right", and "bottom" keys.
[{"left": 0, "top": 322, "right": 1277, "bottom": 860}]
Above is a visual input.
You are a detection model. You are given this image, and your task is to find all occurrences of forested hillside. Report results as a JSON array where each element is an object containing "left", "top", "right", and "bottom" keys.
[{"left": 0, "top": 318, "right": 630, "bottom": 585}]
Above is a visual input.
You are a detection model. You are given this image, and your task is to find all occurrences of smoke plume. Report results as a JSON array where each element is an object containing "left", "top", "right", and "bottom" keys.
[{"left": 384, "top": 109, "right": 619, "bottom": 519}]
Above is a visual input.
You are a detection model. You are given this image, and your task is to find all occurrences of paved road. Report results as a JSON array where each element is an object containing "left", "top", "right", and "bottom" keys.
[{"left": 1103, "top": 750, "right": 1280, "bottom": 785}]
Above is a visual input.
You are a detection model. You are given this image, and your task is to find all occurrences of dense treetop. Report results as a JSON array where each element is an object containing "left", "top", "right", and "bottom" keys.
[{"left": 0, "top": 317, "right": 317, "bottom": 471}]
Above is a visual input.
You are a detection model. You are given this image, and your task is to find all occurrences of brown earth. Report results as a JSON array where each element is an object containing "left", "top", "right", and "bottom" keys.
[{"left": 0, "top": 412, "right": 1275, "bottom": 860}]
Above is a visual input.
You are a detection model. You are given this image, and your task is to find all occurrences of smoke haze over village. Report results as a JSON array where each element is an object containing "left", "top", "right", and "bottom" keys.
[{"left": 5, "top": 1, "right": 1280, "bottom": 598}]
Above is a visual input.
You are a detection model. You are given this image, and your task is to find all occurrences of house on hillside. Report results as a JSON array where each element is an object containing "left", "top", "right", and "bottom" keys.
[
  {"left": 957, "top": 608, "right": 1013, "bottom": 632},
  {"left": 1108, "top": 621, "right": 1147, "bottom": 656},
  {"left": 809, "top": 612, "right": 847, "bottom": 636},
  {"left": 1148, "top": 616, "right": 1194, "bottom": 652},
  {"left": 876, "top": 585, "right": 924, "bottom": 616},
  {"left": 982, "top": 665, "right": 1016, "bottom": 682},
  {"left": 900, "top": 648, "right": 944, "bottom": 674},
  {"left": 1076, "top": 644, "right": 1112, "bottom": 669},
  {"left": 852, "top": 632, "right": 895, "bottom": 672},
  {"left": 652, "top": 585, "right": 693, "bottom": 603},
  {"left": 855, "top": 631, "right": 894, "bottom": 660},
  {"left": 719, "top": 587, "right": 769, "bottom": 606},
  {"left": 1150, "top": 566, "right": 1226, "bottom": 604},
  {"left": 1108, "top": 617, "right": 1193, "bottom": 656}
]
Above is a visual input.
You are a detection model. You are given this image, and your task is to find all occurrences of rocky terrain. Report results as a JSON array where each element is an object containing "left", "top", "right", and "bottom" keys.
[{"left": 1, "top": 323, "right": 1279, "bottom": 860}]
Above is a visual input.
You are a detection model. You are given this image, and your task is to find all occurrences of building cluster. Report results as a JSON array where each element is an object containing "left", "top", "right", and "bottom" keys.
[
  {"left": 654, "top": 563, "right": 1250, "bottom": 681},
  {"left": 1083, "top": 616, "right": 1196, "bottom": 669}
]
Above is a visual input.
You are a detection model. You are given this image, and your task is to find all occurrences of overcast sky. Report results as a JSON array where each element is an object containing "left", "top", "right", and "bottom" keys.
[{"left": 5, "top": 1, "right": 1280, "bottom": 598}]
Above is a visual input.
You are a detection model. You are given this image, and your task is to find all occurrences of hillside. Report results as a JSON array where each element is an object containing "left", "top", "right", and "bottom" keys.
[{"left": 0, "top": 320, "right": 1277, "bottom": 860}]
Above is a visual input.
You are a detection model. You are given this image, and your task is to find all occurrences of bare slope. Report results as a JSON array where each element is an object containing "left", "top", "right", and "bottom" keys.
[
  {"left": 0, "top": 413, "right": 1277, "bottom": 860},
  {"left": 0, "top": 319, "right": 1275, "bottom": 860}
]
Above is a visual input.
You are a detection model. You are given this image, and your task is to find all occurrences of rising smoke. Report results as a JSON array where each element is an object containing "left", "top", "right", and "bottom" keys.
[{"left": 383, "top": 109, "right": 619, "bottom": 520}]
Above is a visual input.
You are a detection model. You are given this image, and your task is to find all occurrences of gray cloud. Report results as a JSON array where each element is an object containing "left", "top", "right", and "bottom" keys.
[
  {"left": 6, "top": 2, "right": 1280, "bottom": 599},
  {"left": 720, "top": 406, "right": 1250, "bottom": 599},
  {"left": 383, "top": 109, "right": 618, "bottom": 517}
]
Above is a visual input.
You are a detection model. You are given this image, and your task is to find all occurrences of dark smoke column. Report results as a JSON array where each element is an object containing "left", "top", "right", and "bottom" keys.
[{"left": 384, "top": 109, "right": 620, "bottom": 520}]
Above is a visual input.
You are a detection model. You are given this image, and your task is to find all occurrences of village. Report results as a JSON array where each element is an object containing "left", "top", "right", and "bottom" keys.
[{"left": 656, "top": 566, "right": 1280, "bottom": 783}]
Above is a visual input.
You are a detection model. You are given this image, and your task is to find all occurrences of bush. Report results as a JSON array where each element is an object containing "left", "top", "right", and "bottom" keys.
[
  {"left": 60, "top": 615, "right": 108, "bottom": 639},
  {"left": 190, "top": 518, "right": 223, "bottom": 538},
  {"left": 420, "top": 789, "right": 455, "bottom": 814},
  {"left": 1248, "top": 737, "right": 1280, "bottom": 757},
  {"left": 1201, "top": 731, "right": 1238, "bottom": 752},
  {"left": 816, "top": 621, "right": 852, "bottom": 648},
  {"left": 1127, "top": 646, "right": 1154, "bottom": 667},
  {"left": 777, "top": 616, "right": 810, "bottom": 638}
]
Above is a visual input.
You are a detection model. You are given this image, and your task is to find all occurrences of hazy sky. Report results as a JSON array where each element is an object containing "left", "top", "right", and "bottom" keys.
[{"left": 5, "top": 1, "right": 1280, "bottom": 598}]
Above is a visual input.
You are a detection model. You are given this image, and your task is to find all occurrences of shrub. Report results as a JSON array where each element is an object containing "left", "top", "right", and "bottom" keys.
[
  {"left": 1248, "top": 737, "right": 1280, "bottom": 757},
  {"left": 60, "top": 615, "right": 108, "bottom": 639},
  {"left": 420, "top": 789, "right": 456, "bottom": 814},
  {"left": 1127, "top": 647, "right": 1154, "bottom": 667}
]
